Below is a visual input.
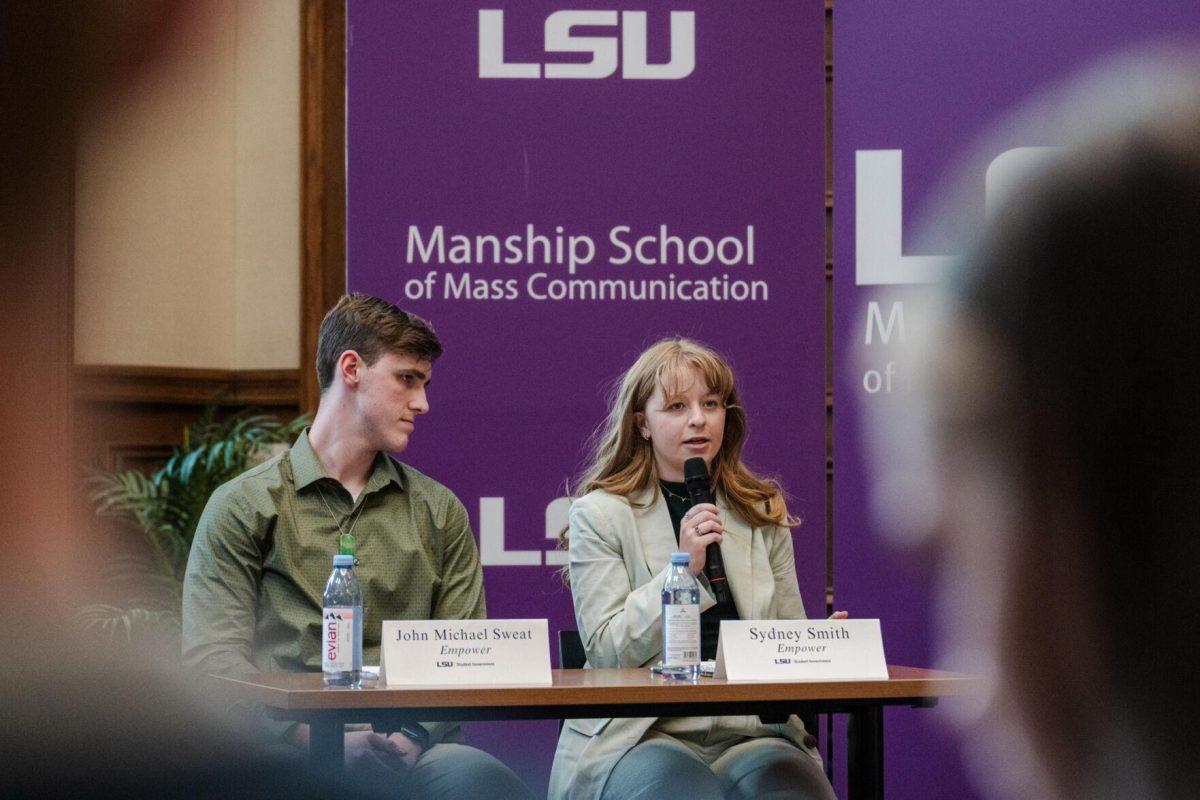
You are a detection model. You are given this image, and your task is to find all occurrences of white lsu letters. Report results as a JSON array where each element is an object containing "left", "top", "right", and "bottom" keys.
[
  {"left": 854, "top": 147, "right": 1059, "bottom": 286},
  {"left": 477, "top": 496, "right": 571, "bottom": 567},
  {"left": 479, "top": 9, "right": 695, "bottom": 80}
]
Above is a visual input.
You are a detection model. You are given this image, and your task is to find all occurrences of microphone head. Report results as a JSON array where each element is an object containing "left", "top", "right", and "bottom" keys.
[{"left": 683, "top": 457, "right": 709, "bottom": 486}]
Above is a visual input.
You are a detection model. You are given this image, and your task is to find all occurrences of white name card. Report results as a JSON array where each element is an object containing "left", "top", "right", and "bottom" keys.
[
  {"left": 714, "top": 619, "right": 888, "bottom": 682},
  {"left": 379, "top": 619, "right": 552, "bottom": 686}
]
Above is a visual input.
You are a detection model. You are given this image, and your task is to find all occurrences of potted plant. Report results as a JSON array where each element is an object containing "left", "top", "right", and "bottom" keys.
[{"left": 80, "top": 408, "right": 309, "bottom": 651}]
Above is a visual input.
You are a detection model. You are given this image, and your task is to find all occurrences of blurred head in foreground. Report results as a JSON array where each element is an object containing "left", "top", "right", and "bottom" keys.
[
  {"left": 0, "top": 4, "right": 385, "bottom": 797},
  {"left": 869, "top": 64, "right": 1200, "bottom": 799}
]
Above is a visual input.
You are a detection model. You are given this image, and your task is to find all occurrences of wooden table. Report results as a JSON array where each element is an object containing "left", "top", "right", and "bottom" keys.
[{"left": 215, "top": 665, "right": 976, "bottom": 800}]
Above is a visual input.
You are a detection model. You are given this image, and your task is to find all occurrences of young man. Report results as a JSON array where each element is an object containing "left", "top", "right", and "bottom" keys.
[{"left": 182, "top": 294, "right": 531, "bottom": 799}]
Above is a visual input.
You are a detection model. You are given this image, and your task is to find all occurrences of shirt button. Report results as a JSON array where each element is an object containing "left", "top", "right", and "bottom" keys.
[{"left": 803, "top": 734, "right": 818, "bottom": 749}]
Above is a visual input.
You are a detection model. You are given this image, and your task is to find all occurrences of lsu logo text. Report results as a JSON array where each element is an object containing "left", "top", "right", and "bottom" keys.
[{"left": 479, "top": 9, "right": 695, "bottom": 80}]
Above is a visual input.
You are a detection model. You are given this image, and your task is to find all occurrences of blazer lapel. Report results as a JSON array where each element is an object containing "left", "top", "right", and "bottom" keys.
[
  {"left": 716, "top": 491, "right": 757, "bottom": 618},
  {"left": 631, "top": 485, "right": 678, "bottom": 580}
]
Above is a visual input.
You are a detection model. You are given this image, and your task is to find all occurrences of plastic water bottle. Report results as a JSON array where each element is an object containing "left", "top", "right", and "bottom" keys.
[
  {"left": 661, "top": 551, "right": 701, "bottom": 680},
  {"left": 322, "top": 553, "right": 363, "bottom": 687}
]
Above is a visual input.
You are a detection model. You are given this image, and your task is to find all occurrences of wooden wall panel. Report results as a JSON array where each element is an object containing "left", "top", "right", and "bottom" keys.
[
  {"left": 300, "top": 0, "right": 348, "bottom": 414},
  {"left": 68, "top": 0, "right": 345, "bottom": 472},
  {"left": 74, "top": 367, "right": 301, "bottom": 471}
]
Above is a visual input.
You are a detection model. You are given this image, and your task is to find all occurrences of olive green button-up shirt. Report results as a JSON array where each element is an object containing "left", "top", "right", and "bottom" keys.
[{"left": 182, "top": 430, "right": 486, "bottom": 741}]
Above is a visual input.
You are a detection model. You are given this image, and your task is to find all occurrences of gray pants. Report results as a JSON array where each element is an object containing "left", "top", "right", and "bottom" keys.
[
  {"left": 317, "top": 742, "right": 533, "bottom": 800},
  {"left": 601, "top": 735, "right": 837, "bottom": 800},
  {"left": 398, "top": 742, "right": 532, "bottom": 800}
]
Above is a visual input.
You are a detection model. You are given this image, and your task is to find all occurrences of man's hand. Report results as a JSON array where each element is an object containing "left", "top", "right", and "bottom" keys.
[
  {"left": 289, "top": 725, "right": 422, "bottom": 772},
  {"left": 344, "top": 731, "right": 418, "bottom": 772},
  {"left": 384, "top": 731, "right": 423, "bottom": 768}
]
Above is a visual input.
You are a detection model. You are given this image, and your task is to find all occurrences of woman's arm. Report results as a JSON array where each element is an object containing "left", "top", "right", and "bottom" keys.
[
  {"left": 767, "top": 523, "right": 808, "bottom": 621},
  {"left": 766, "top": 524, "right": 848, "bottom": 621}
]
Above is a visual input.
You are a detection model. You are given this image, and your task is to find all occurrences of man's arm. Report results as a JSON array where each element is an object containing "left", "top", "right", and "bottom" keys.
[
  {"left": 182, "top": 486, "right": 265, "bottom": 674},
  {"left": 414, "top": 492, "right": 485, "bottom": 746},
  {"left": 181, "top": 485, "right": 293, "bottom": 738},
  {"left": 431, "top": 494, "right": 486, "bottom": 620}
]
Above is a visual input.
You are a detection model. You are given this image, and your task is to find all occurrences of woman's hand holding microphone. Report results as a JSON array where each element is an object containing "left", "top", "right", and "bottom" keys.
[
  {"left": 680, "top": 504, "right": 850, "bottom": 621},
  {"left": 679, "top": 503, "right": 723, "bottom": 576}
]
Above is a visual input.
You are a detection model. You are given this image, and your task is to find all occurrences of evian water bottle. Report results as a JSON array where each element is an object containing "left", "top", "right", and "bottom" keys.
[
  {"left": 322, "top": 553, "right": 363, "bottom": 687},
  {"left": 661, "top": 551, "right": 701, "bottom": 680}
]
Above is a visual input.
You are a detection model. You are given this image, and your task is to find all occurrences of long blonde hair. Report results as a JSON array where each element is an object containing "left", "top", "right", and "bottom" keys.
[{"left": 559, "top": 338, "right": 798, "bottom": 556}]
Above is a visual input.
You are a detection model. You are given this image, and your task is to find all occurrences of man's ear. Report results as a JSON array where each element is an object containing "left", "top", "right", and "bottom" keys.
[{"left": 337, "top": 350, "right": 363, "bottom": 388}]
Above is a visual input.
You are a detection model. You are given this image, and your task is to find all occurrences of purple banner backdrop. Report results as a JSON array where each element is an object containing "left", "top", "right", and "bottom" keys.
[
  {"left": 347, "top": 2, "right": 825, "bottom": 792},
  {"left": 835, "top": 2, "right": 1200, "bottom": 799}
]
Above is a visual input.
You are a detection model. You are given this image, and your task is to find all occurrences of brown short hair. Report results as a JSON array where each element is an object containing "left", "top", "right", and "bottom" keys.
[{"left": 316, "top": 294, "right": 442, "bottom": 391}]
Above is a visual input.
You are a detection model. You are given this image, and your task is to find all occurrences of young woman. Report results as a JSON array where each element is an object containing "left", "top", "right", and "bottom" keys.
[{"left": 549, "top": 338, "right": 838, "bottom": 800}]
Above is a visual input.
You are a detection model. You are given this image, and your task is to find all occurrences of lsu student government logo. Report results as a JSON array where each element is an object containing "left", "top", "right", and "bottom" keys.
[{"left": 479, "top": 9, "right": 695, "bottom": 80}]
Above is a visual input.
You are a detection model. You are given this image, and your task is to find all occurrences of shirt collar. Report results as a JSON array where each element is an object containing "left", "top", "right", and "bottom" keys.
[
  {"left": 289, "top": 429, "right": 405, "bottom": 494},
  {"left": 288, "top": 429, "right": 325, "bottom": 490},
  {"left": 372, "top": 450, "right": 406, "bottom": 492}
]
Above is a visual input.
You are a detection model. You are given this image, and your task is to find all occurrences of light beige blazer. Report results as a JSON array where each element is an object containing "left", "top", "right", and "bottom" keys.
[{"left": 547, "top": 486, "right": 818, "bottom": 800}]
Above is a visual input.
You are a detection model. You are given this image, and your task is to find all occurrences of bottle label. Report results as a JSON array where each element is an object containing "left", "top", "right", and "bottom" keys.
[
  {"left": 322, "top": 606, "right": 356, "bottom": 672},
  {"left": 663, "top": 604, "right": 700, "bottom": 664}
]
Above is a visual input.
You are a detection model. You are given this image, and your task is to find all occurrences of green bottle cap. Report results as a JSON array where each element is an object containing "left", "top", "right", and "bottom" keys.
[{"left": 338, "top": 533, "right": 356, "bottom": 556}]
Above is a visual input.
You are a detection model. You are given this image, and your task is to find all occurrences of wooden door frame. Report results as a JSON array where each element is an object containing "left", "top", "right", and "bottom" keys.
[{"left": 300, "top": 0, "right": 347, "bottom": 413}]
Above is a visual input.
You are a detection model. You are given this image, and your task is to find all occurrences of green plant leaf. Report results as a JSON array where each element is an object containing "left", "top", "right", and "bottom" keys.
[
  {"left": 81, "top": 406, "right": 309, "bottom": 646},
  {"left": 77, "top": 604, "right": 181, "bottom": 643}
]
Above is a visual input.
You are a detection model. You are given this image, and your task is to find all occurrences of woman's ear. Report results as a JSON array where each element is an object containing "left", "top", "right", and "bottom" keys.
[{"left": 634, "top": 412, "right": 649, "bottom": 440}]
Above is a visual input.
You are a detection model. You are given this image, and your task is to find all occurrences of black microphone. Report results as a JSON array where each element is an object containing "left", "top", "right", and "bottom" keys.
[{"left": 683, "top": 457, "right": 732, "bottom": 605}]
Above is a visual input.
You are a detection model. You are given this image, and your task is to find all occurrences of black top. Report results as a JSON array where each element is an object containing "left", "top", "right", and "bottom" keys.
[{"left": 659, "top": 479, "right": 740, "bottom": 660}]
